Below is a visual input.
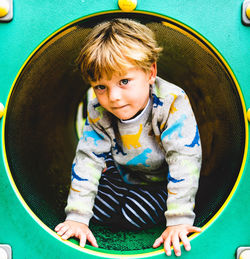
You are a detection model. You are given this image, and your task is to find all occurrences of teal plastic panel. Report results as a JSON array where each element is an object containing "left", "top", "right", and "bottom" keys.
[{"left": 0, "top": 0, "right": 249, "bottom": 258}]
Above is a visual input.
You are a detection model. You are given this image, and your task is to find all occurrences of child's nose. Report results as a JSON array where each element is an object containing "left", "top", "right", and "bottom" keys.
[{"left": 109, "top": 86, "right": 121, "bottom": 102}]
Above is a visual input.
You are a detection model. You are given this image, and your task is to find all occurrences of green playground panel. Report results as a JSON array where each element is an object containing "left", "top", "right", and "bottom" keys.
[{"left": 0, "top": 1, "right": 249, "bottom": 258}]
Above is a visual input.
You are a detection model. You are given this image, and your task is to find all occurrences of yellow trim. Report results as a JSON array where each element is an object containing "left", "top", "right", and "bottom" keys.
[{"left": 1, "top": 9, "right": 249, "bottom": 258}]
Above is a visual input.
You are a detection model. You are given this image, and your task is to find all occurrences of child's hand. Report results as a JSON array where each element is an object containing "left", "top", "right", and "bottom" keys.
[
  {"left": 55, "top": 220, "right": 98, "bottom": 248},
  {"left": 153, "top": 224, "right": 201, "bottom": 257}
]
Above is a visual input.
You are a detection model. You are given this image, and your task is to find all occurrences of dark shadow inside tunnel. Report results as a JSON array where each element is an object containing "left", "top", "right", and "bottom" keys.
[{"left": 4, "top": 13, "right": 246, "bottom": 252}]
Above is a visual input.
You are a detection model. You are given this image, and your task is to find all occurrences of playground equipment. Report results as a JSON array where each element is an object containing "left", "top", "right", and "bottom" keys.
[{"left": 0, "top": 0, "right": 250, "bottom": 258}]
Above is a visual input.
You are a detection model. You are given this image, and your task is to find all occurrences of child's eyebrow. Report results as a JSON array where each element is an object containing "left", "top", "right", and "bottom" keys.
[{"left": 92, "top": 83, "right": 105, "bottom": 87}]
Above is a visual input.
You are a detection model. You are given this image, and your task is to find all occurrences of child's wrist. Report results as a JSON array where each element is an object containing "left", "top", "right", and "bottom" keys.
[
  {"left": 66, "top": 213, "right": 91, "bottom": 226},
  {"left": 166, "top": 215, "right": 195, "bottom": 227}
]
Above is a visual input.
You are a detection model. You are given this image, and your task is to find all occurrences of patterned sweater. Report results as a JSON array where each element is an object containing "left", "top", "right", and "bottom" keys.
[{"left": 65, "top": 76, "right": 202, "bottom": 227}]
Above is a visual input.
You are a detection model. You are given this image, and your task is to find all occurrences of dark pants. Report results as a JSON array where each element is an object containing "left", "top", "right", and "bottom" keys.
[{"left": 91, "top": 155, "right": 168, "bottom": 230}]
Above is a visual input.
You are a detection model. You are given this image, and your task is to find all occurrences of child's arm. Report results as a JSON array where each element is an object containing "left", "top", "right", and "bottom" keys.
[
  {"left": 153, "top": 83, "right": 202, "bottom": 256},
  {"left": 153, "top": 224, "right": 201, "bottom": 256},
  {"left": 161, "top": 91, "right": 201, "bottom": 228},
  {"left": 62, "top": 100, "right": 112, "bottom": 238},
  {"left": 55, "top": 220, "right": 98, "bottom": 248}
]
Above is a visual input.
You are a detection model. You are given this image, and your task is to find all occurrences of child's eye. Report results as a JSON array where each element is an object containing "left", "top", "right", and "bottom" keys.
[
  {"left": 94, "top": 85, "right": 106, "bottom": 91},
  {"left": 120, "top": 79, "right": 129, "bottom": 85}
]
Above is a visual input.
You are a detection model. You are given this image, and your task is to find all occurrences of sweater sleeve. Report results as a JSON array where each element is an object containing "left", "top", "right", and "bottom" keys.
[
  {"left": 160, "top": 91, "right": 202, "bottom": 226},
  {"left": 65, "top": 101, "right": 112, "bottom": 225}
]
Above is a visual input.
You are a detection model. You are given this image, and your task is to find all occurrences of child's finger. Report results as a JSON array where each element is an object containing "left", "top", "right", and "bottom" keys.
[
  {"left": 163, "top": 238, "right": 172, "bottom": 256},
  {"left": 172, "top": 234, "right": 181, "bottom": 257},
  {"left": 57, "top": 225, "right": 70, "bottom": 237},
  {"left": 61, "top": 228, "right": 73, "bottom": 240},
  {"left": 87, "top": 231, "right": 98, "bottom": 248},
  {"left": 179, "top": 232, "right": 191, "bottom": 251},
  {"left": 188, "top": 226, "right": 202, "bottom": 233},
  {"left": 153, "top": 236, "right": 164, "bottom": 248},
  {"left": 55, "top": 223, "right": 65, "bottom": 232},
  {"left": 79, "top": 233, "right": 87, "bottom": 247}
]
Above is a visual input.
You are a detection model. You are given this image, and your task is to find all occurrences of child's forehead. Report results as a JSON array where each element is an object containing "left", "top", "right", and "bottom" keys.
[
  {"left": 91, "top": 66, "right": 145, "bottom": 84},
  {"left": 90, "top": 71, "right": 127, "bottom": 84}
]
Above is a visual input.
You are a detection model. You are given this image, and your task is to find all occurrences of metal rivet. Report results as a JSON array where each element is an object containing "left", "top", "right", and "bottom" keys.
[
  {"left": 240, "top": 249, "right": 250, "bottom": 259},
  {"left": 0, "top": 0, "right": 9, "bottom": 17},
  {"left": 246, "top": 4, "right": 250, "bottom": 19},
  {"left": 0, "top": 247, "right": 8, "bottom": 259}
]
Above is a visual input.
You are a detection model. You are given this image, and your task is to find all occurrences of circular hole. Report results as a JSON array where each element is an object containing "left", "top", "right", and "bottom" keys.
[{"left": 4, "top": 12, "right": 246, "bottom": 253}]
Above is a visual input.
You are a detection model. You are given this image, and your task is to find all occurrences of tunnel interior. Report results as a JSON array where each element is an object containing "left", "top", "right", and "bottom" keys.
[{"left": 4, "top": 13, "right": 245, "bottom": 252}]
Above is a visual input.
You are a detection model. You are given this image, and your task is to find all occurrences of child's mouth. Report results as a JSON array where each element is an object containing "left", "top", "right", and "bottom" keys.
[{"left": 112, "top": 105, "right": 128, "bottom": 110}]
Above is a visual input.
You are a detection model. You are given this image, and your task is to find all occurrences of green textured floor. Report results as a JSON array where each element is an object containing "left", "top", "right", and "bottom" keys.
[{"left": 69, "top": 223, "right": 165, "bottom": 251}]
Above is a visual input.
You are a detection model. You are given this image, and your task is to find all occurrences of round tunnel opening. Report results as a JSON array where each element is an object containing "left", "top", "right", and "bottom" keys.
[{"left": 4, "top": 12, "right": 246, "bottom": 253}]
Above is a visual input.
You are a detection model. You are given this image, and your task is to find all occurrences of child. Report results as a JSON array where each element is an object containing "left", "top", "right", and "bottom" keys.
[{"left": 55, "top": 18, "right": 202, "bottom": 257}]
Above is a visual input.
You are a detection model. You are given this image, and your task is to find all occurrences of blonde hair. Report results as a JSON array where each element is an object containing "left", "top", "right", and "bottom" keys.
[{"left": 76, "top": 18, "right": 162, "bottom": 82}]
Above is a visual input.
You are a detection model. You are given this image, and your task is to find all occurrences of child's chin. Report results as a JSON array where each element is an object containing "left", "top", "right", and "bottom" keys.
[
  {"left": 118, "top": 114, "right": 135, "bottom": 121},
  {"left": 113, "top": 113, "right": 130, "bottom": 120},
  {"left": 111, "top": 109, "right": 137, "bottom": 120}
]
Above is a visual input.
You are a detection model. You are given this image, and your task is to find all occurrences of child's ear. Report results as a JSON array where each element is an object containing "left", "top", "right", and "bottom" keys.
[{"left": 148, "top": 62, "right": 157, "bottom": 85}]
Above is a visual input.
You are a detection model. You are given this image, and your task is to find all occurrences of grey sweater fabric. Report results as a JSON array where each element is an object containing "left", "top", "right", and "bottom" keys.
[{"left": 65, "top": 76, "right": 202, "bottom": 227}]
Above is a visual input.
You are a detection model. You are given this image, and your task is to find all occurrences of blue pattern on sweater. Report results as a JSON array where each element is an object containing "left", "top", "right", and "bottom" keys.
[
  {"left": 161, "top": 114, "right": 187, "bottom": 140},
  {"left": 185, "top": 125, "right": 200, "bottom": 147},
  {"left": 126, "top": 148, "right": 152, "bottom": 167},
  {"left": 82, "top": 130, "right": 104, "bottom": 146},
  {"left": 72, "top": 163, "right": 88, "bottom": 182}
]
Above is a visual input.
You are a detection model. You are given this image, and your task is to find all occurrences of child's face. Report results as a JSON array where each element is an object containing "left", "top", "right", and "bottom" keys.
[{"left": 90, "top": 63, "right": 157, "bottom": 120}]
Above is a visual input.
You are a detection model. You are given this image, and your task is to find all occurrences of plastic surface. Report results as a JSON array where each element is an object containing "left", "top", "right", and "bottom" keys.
[{"left": 0, "top": 1, "right": 249, "bottom": 258}]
